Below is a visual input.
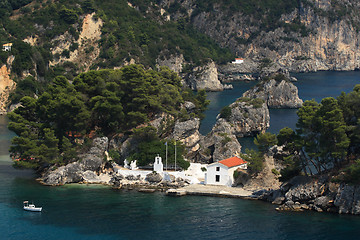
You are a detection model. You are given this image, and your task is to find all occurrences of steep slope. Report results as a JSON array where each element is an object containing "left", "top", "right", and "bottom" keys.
[{"left": 159, "top": 0, "right": 360, "bottom": 71}]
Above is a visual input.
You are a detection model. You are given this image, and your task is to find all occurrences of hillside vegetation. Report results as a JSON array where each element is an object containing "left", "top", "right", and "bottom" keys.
[
  {"left": 0, "top": 0, "right": 233, "bottom": 83},
  {"left": 8, "top": 65, "right": 206, "bottom": 169},
  {"left": 275, "top": 85, "right": 360, "bottom": 183}
]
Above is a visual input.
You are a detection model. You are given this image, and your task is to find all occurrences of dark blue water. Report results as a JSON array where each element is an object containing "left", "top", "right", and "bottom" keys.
[
  {"left": 200, "top": 71, "right": 360, "bottom": 135},
  {"left": 1, "top": 72, "right": 360, "bottom": 239}
]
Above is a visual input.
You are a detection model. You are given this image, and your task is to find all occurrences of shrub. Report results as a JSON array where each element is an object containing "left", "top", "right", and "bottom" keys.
[{"left": 220, "top": 106, "right": 232, "bottom": 120}]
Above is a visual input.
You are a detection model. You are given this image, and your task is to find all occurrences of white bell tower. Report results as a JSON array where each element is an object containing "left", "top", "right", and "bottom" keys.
[{"left": 153, "top": 154, "right": 163, "bottom": 173}]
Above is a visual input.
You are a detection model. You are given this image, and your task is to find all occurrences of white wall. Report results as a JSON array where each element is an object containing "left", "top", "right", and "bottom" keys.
[{"left": 205, "top": 163, "right": 231, "bottom": 186}]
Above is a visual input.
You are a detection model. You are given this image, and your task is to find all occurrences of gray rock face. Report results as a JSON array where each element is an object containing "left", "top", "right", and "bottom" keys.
[
  {"left": 145, "top": 172, "right": 163, "bottom": 183},
  {"left": 284, "top": 179, "right": 324, "bottom": 202},
  {"left": 162, "top": 1, "right": 360, "bottom": 72},
  {"left": 172, "top": 118, "right": 201, "bottom": 148},
  {"left": 156, "top": 54, "right": 184, "bottom": 73},
  {"left": 193, "top": 118, "right": 242, "bottom": 163},
  {"left": 213, "top": 100, "right": 270, "bottom": 137},
  {"left": 81, "top": 154, "right": 103, "bottom": 171},
  {"left": 259, "top": 175, "right": 360, "bottom": 215},
  {"left": 334, "top": 184, "right": 360, "bottom": 214},
  {"left": 185, "top": 60, "right": 224, "bottom": 91},
  {"left": 41, "top": 137, "right": 108, "bottom": 185},
  {"left": 182, "top": 101, "right": 196, "bottom": 111},
  {"left": 243, "top": 79, "right": 303, "bottom": 108}
]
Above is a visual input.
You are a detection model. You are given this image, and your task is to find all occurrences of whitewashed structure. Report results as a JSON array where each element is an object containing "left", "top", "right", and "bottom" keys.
[
  {"left": 2, "top": 43, "right": 12, "bottom": 52},
  {"left": 153, "top": 154, "right": 163, "bottom": 173},
  {"left": 232, "top": 58, "right": 244, "bottom": 64},
  {"left": 205, "top": 156, "right": 247, "bottom": 187}
]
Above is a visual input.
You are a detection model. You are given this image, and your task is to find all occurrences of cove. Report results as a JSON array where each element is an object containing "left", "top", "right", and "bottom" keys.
[
  {"left": 0, "top": 72, "right": 360, "bottom": 239},
  {"left": 200, "top": 71, "right": 360, "bottom": 139}
]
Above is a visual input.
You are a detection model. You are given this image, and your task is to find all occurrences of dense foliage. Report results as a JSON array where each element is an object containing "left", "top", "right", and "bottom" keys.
[
  {"left": 0, "top": 0, "right": 233, "bottom": 83},
  {"left": 128, "top": 126, "right": 189, "bottom": 170},
  {"left": 241, "top": 132, "right": 277, "bottom": 175},
  {"left": 8, "top": 65, "right": 204, "bottom": 169},
  {"left": 277, "top": 85, "right": 360, "bottom": 182}
]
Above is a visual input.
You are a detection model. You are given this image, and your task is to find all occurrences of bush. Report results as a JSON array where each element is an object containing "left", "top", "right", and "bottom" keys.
[
  {"left": 251, "top": 98, "right": 265, "bottom": 108},
  {"left": 220, "top": 106, "right": 232, "bottom": 120}
]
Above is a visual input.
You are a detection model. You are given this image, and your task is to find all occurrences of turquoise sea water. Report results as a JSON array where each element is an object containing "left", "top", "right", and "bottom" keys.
[{"left": 1, "top": 72, "right": 360, "bottom": 239}]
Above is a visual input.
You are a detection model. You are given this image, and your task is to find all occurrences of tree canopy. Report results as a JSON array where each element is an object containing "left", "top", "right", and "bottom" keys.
[
  {"left": 276, "top": 86, "right": 360, "bottom": 181},
  {"left": 8, "top": 65, "right": 205, "bottom": 170}
]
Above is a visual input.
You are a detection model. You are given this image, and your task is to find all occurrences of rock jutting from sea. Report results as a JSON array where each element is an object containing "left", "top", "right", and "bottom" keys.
[
  {"left": 188, "top": 97, "right": 270, "bottom": 163},
  {"left": 242, "top": 73, "right": 303, "bottom": 108},
  {"left": 214, "top": 98, "right": 270, "bottom": 137}
]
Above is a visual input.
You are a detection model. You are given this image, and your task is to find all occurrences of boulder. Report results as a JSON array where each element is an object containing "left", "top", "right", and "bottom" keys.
[
  {"left": 182, "top": 101, "right": 196, "bottom": 112},
  {"left": 82, "top": 170, "right": 100, "bottom": 183},
  {"left": 314, "top": 196, "right": 332, "bottom": 211},
  {"left": 109, "top": 174, "right": 124, "bottom": 187},
  {"left": 80, "top": 154, "right": 103, "bottom": 171},
  {"left": 64, "top": 162, "right": 84, "bottom": 183},
  {"left": 41, "top": 166, "right": 66, "bottom": 185},
  {"left": 145, "top": 172, "right": 163, "bottom": 183}
]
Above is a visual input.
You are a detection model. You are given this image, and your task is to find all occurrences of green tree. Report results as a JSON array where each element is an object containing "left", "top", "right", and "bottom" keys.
[
  {"left": 220, "top": 106, "right": 232, "bottom": 120},
  {"left": 90, "top": 90, "right": 124, "bottom": 139},
  {"left": 241, "top": 149, "right": 264, "bottom": 175},
  {"left": 254, "top": 132, "right": 277, "bottom": 153}
]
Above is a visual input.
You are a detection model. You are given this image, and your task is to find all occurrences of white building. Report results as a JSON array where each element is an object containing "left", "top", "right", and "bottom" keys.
[
  {"left": 2, "top": 43, "right": 12, "bottom": 52},
  {"left": 204, "top": 156, "right": 247, "bottom": 187},
  {"left": 153, "top": 154, "right": 163, "bottom": 173},
  {"left": 232, "top": 58, "right": 244, "bottom": 64}
]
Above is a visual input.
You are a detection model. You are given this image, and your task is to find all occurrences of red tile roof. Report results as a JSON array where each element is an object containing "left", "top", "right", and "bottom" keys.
[{"left": 219, "top": 156, "right": 247, "bottom": 168}]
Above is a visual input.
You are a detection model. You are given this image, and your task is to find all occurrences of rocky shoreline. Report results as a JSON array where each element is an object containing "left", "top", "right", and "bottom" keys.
[{"left": 254, "top": 175, "right": 360, "bottom": 215}]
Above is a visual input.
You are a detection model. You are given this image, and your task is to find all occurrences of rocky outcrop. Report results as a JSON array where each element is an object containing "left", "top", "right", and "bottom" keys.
[
  {"left": 191, "top": 98, "right": 269, "bottom": 163},
  {"left": 50, "top": 13, "right": 103, "bottom": 72},
  {"left": 0, "top": 58, "right": 16, "bottom": 114},
  {"left": 161, "top": 0, "right": 360, "bottom": 72},
  {"left": 40, "top": 137, "right": 108, "bottom": 185},
  {"left": 257, "top": 175, "right": 360, "bottom": 215},
  {"left": 156, "top": 54, "right": 185, "bottom": 73},
  {"left": 243, "top": 78, "right": 303, "bottom": 108},
  {"left": 172, "top": 118, "right": 201, "bottom": 149},
  {"left": 145, "top": 172, "right": 163, "bottom": 183},
  {"left": 196, "top": 129, "right": 242, "bottom": 163},
  {"left": 185, "top": 60, "right": 224, "bottom": 91},
  {"left": 214, "top": 99, "right": 270, "bottom": 137},
  {"left": 243, "top": 154, "right": 281, "bottom": 191}
]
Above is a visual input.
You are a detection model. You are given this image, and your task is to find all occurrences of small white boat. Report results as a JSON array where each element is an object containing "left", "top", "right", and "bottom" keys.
[{"left": 23, "top": 201, "right": 42, "bottom": 212}]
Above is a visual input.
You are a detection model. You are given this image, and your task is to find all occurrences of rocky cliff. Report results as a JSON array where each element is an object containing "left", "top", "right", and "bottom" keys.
[
  {"left": 0, "top": 58, "right": 16, "bottom": 114},
  {"left": 184, "top": 60, "right": 224, "bottom": 91},
  {"left": 258, "top": 175, "right": 360, "bottom": 215},
  {"left": 50, "top": 13, "right": 103, "bottom": 72},
  {"left": 214, "top": 99, "right": 270, "bottom": 137},
  {"left": 161, "top": 0, "right": 360, "bottom": 72},
  {"left": 243, "top": 77, "right": 303, "bottom": 108}
]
